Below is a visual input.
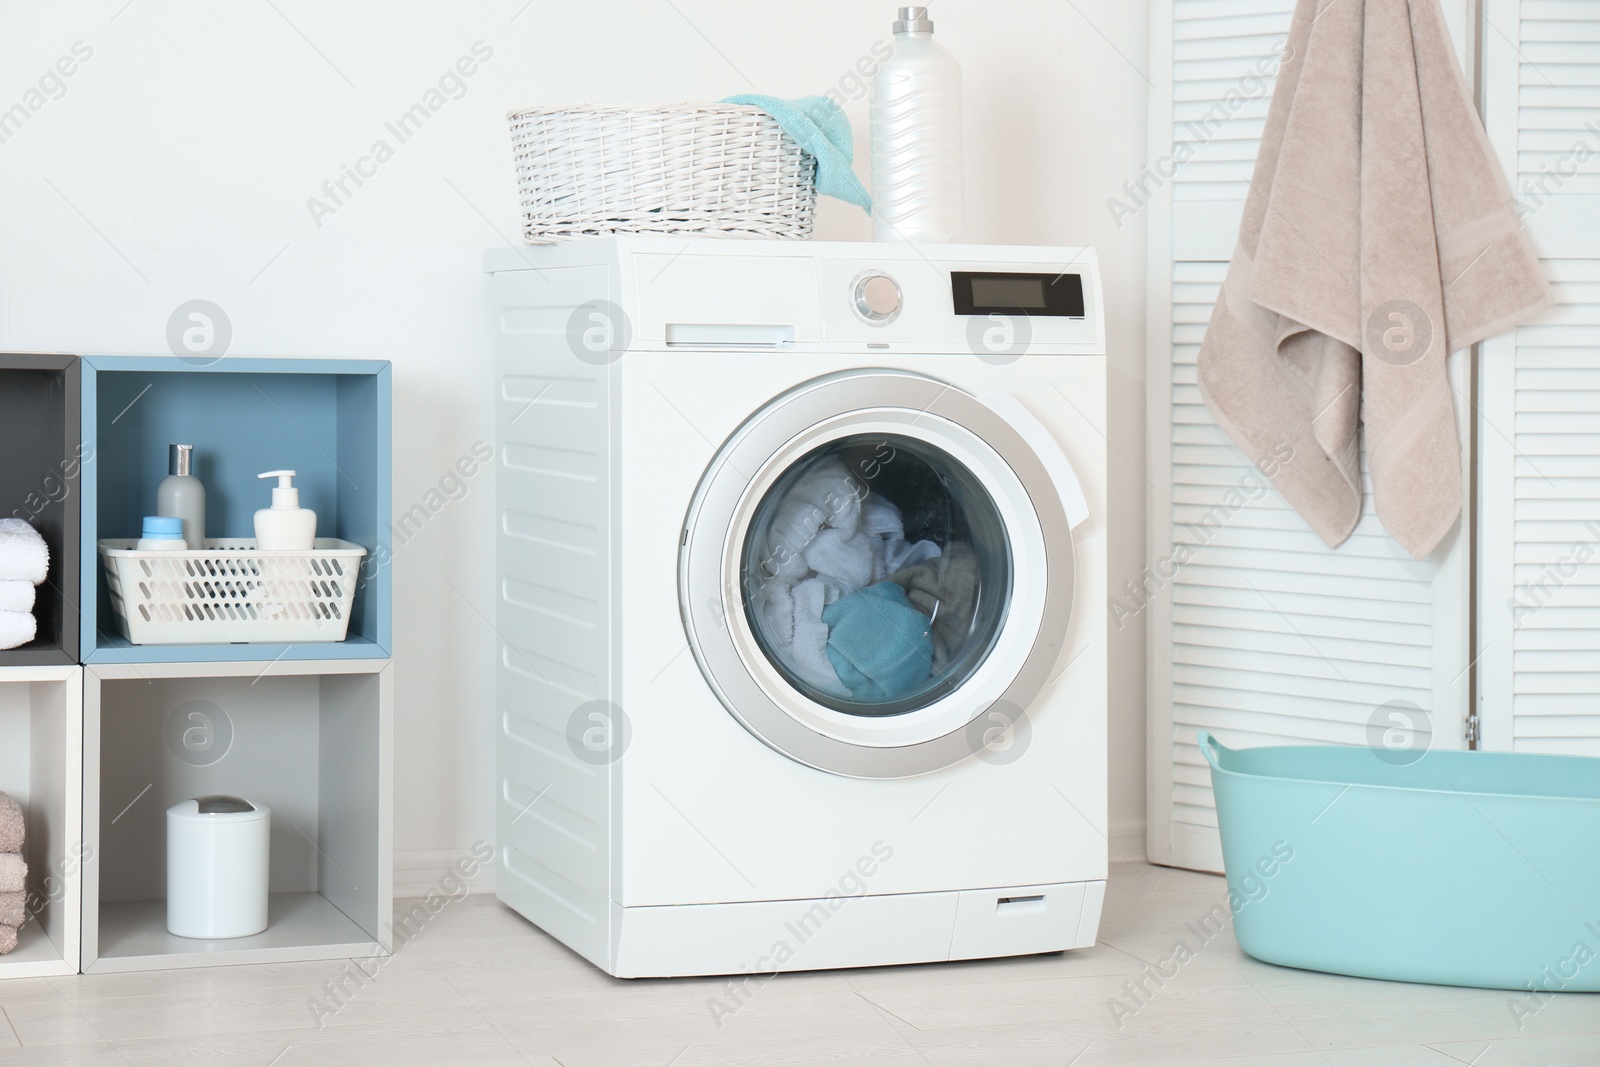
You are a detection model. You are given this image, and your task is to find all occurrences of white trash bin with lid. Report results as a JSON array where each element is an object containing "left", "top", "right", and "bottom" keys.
[{"left": 166, "top": 795, "right": 270, "bottom": 939}]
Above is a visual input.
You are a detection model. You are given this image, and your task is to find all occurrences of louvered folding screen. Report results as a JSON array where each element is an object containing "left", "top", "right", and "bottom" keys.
[
  {"left": 1146, "top": 0, "right": 1474, "bottom": 871},
  {"left": 1478, "top": 0, "right": 1600, "bottom": 756}
]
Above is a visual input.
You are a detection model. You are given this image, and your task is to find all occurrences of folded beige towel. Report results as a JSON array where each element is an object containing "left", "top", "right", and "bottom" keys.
[
  {"left": 0, "top": 923, "right": 15, "bottom": 955},
  {"left": 0, "top": 792, "right": 22, "bottom": 854},
  {"left": 0, "top": 852, "right": 24, "bottom": 894},
  {"left": 0, "top": 891, "right": 23, "bottom": 928},
  {"left": 1197, "top": 0, "right": 1553, "bottom": 559}
]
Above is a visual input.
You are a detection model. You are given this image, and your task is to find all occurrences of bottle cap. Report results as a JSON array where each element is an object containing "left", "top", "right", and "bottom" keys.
[
  {"left": 894, "top": 5, "right": 933, "bottom": 32},
  {"left": 142, "top": 515, "right": 184, "bottom": 539},
  {"left": 169, "top": 444, "right": 194, "bottom": 477},
  {"left": 259, "top": 470, "right": 300, "bottom": 508}
]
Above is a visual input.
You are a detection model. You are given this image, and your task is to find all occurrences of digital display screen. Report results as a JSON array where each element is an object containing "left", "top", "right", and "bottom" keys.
[
  {"left": 969, "top": 276, "right": 1047, "bottom": 308},
  {"left": 951, "top": 271, "right": 1085, "bottom": 318}
]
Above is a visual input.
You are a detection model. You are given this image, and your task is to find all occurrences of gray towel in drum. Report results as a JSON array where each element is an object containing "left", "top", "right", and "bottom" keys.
[{"left": 887, "top": 542, "right": 979, "bottom": 671}]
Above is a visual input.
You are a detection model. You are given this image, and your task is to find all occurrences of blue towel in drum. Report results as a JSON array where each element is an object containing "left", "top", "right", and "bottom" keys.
[
  {"left": 822, "top": 581, "right": 934, "bottom": 702},
  {"left": 721, "top": 94, "right": 872, "bottom": 211}
]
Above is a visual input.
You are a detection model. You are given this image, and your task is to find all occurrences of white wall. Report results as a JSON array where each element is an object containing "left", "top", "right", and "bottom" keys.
[{"left": 0, "top": 0, "right": 1151, "bottom": 883}]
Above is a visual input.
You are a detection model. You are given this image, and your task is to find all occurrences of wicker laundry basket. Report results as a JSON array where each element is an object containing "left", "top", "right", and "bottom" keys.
[{"left": 507, "top": 103, "right": 819, "bottom": 243}]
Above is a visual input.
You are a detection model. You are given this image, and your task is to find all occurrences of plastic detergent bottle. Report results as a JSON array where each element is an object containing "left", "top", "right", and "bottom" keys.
[{"left": 870, "top": 5, "right": 965, "bottom": 243}]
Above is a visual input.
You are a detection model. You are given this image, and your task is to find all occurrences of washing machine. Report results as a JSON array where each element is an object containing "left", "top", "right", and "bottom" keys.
[{"left": 486, "top": 237, "right": 1107, "bottom": 978}]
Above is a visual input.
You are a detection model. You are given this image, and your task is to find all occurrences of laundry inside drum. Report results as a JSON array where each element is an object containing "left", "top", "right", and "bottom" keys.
[{"left": 741, "top": 433, "right": 1013, "bottom": 716}]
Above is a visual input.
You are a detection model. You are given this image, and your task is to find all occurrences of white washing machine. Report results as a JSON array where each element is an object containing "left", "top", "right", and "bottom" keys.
[{"left": 486, "top": 237, "right": 1107, "bottom": 978}]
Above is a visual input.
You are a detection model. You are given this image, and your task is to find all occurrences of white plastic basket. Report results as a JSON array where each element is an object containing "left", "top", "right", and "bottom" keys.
[
  {"left": 99, "top": 539, "right": 368, "bottom": 645},
  {"left": 507, "top": 103, "right": 818, "bottom": 243}
]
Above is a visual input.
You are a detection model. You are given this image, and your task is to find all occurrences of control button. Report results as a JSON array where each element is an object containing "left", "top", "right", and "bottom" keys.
[{"left": 852, "top": 272, "right": 903, "bottom": 325}]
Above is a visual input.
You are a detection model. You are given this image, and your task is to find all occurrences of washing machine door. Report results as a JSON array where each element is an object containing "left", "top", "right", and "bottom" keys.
[{"left": 680, "top": 370, "right": 1086, "bottom": 778}]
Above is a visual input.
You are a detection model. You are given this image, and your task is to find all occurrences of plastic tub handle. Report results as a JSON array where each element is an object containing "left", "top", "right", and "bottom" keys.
[{"left": 1197, "top": 730, "right": 1226, "bottom": 771}]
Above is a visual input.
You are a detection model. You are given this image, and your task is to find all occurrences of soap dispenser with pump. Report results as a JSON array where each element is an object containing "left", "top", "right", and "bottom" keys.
[{"left": 253, "top": 470, "right": 317, "bottom": 551}]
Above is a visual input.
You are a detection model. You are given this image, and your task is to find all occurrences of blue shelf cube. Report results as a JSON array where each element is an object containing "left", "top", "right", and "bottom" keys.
[{"left": 80, "top": 357, "right": 392, "bottom": 664}]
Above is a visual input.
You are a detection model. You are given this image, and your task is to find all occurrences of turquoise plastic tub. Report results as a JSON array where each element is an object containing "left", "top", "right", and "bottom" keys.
[{"left": 1199, "top": 730, "right": 1600, "bottom": 992}]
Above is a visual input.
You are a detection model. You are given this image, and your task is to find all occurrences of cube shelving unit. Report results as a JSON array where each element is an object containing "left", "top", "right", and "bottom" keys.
[
  {"left": 0, "top": 352, "right": 394, "bottom": 977},
  {"left": 82, "top": 660, "right": 392, "bottom": 973},
  {"left": 80, "top": 356, "right": 392, "bottom": 664},
  {"left": 0, "top": 664, "right": 83, "bottom": 979},
  {"left": 0, "top": 354, "right": 81, "bottom": 666}
]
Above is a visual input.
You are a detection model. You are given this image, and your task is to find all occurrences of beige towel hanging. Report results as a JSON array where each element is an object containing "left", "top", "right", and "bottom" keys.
[{"left": 1197, "top": 0, "right": 1553, "bottom": 559}]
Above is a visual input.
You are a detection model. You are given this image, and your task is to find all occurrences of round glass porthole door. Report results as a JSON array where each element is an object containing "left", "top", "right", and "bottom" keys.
[
  {"left": 680, "top": 371, "right": 1080, "bottom": 779},
  {"left": 742, "top": 434, "right": 1011, "bottom": 716}
]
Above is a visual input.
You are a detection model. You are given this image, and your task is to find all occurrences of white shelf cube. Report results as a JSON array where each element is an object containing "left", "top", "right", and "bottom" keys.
[
  {"left": 0, "top": 664, "right": 83, "bottom": 979},
  {"left": 83, "top": 660, "right": 392, "bottom": 973}
]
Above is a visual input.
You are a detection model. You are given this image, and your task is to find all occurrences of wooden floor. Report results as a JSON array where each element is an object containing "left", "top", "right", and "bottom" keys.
[{"left": 2, "top": 861, "right": 1598, "bottom": 1065}]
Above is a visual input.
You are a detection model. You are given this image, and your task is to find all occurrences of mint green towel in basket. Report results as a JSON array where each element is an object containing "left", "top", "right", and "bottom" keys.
[{"left": 722, "top": 94, "right": 871, "bottom": 211}]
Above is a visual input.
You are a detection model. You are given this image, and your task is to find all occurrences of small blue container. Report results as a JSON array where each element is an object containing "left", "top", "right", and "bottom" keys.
[
  {"left": 1199, "top": 730, "right": 1600, "bottom": 992},
  {"left": 141, "top": 516, "right": 184, "bottom": 540}
]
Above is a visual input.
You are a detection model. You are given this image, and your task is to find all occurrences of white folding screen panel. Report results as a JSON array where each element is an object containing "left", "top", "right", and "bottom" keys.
[
  {"left": 1478, "top": 0, "right": 1600, "bottom": 755},
  {"left": 1145, "top": 0, "right": 1474, "bottom": 871}
]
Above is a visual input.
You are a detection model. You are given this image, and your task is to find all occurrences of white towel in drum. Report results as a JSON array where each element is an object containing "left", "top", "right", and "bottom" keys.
[
  {"left": 765, "top": 459, "right": 863, "bottom": 582},
  {"left": 861, "top": 493, "right": 941, "bottom": 582},
  {"left": 755, "top": 576, "right": 849, "bottom": 697},
  {"left": 803, "top": 527, "right": 874, "bottom": 594}
]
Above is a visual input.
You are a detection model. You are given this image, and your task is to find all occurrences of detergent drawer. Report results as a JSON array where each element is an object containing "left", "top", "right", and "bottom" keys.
[{"left": 631, "top": 253, "right": 819, "bottom": 343}]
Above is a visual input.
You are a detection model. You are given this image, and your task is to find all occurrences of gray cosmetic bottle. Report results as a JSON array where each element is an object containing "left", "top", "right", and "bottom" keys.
[{"left": 158, "top": 443, "right": 207, "bottom": 549}]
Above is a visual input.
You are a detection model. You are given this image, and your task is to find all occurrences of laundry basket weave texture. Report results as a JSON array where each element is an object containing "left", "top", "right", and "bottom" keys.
[{"left": 507, "top": 103, "right": 819, "bottom": 243}]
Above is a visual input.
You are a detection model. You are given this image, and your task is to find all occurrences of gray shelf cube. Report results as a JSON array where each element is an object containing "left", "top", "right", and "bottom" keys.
[
  {"left": 0, "top": 354, "right": 81, "bottom": 666},
  {"left": 82, "top": 660, "right": 392, "bottom": 973}
]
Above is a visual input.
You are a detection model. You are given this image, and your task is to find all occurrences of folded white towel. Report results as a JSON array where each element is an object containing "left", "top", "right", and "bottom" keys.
[
  {"left": 0, "top": 612, "right": 36, "bottom": 652},
  {"left": 0, "top": 581, "right": 33, "bottom": 614},
  {"left": 0, "top": 520, "right": 48, "bottom": 585}
]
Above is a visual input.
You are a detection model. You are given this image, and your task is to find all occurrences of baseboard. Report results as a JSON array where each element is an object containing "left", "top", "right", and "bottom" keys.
[
  {"left": 394, "top": 846, "right": 498, "bottom": 899},
  {"left": 1110, "top": 818, "right": 1147, "bottom": 864}
]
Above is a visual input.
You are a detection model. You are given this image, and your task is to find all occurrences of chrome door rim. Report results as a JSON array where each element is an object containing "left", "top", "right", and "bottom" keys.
[{"left": 679, "top": 371, "right": 1078, "bottom": 778}]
